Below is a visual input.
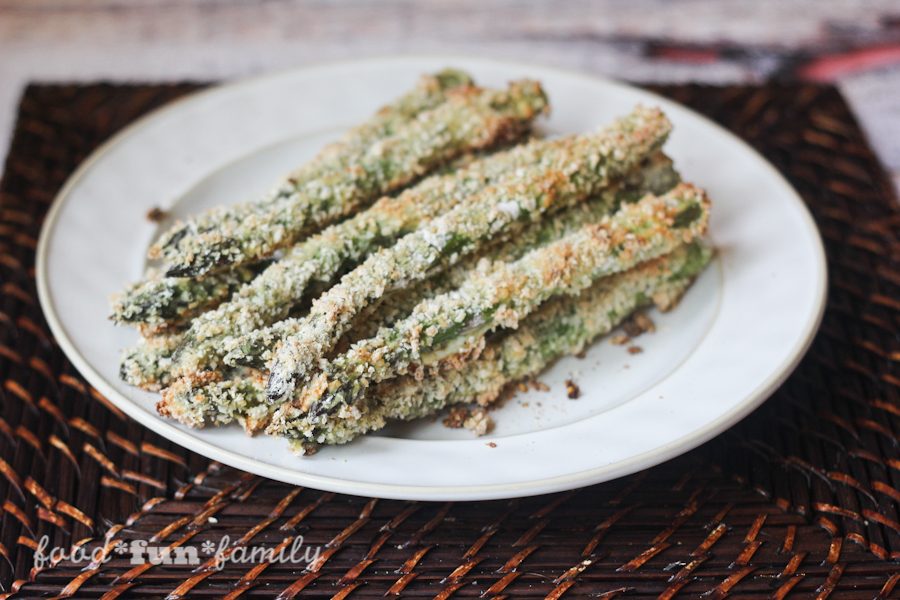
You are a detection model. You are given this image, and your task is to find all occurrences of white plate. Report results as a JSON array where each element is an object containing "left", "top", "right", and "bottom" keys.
[{"left": 36, "top": 57, "right": 826, "bottom": 501}]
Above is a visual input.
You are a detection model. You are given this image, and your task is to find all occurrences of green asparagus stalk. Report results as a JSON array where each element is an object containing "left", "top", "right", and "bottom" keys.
[
  {"left": 118, "top": 331, "right": 185, "bottom": 392},
  {"left": 155, "top": 242, "right": 711, "bottom": 434},
  {"left": 223, "top": 151, "right": 678, "bottom": 368},
  {"left": 111, "top": 263, "right": 268, "bottom": 329},
  {"left": 266, "top": 106, "right": 673, "bottom": 402},
  {"left": 154, "top": 156, "right": 677, "bottom": 425},
  {"left": 157, "top": 369, "right": 271, "bottom": 432},
  {"left": 285, "top": 183, "right": 709, "bottom": 419},
  {"left": 120, "top": 152, "right": 488, "bottom": 388},
  {"left": 153, "top": 80, "right": 548, "bottom": 277},
  {"left": 150, "top": 69, "right": 473, "bottom": 266},
  {"left": 269, "top": 242, "right": 713, "bottom": 449},
  {"left": 122, "top": 103, "right": 548, "bottom": 389},
  {"left": 154, "top": 151, "right": 678, "bottom": 426},
  {"left": 163, "top": 131, "right": 557, "bottom": 379},
  {"left": 454, "top": 152, "right": 679, "bottom": 268},
  {"left": 116, "top": 146, "right": 497, "bottom": 333}
]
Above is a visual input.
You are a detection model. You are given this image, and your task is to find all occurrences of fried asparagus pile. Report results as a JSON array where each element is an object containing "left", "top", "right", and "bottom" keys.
[{"left": 111, "top": 69, "right": 714, "bottom": 454}]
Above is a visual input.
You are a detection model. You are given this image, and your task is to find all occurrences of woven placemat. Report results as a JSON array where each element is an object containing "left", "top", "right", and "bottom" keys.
[{"left": 0, "top": 83, "right": 897, "bottom": 598}]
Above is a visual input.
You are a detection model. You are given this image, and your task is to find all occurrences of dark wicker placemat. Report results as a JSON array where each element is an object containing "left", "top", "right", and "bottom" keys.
[{"left": 0, "top": 82, "right": 897, "bottom": 598}]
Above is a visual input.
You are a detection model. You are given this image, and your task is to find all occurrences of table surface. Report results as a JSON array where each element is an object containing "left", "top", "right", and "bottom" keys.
[{"left": 2, "top": 0, "right": 900, "bottom": 196}]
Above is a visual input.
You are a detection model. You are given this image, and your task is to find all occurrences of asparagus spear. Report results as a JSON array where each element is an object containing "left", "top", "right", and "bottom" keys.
[
  {"left": 156, "top": 242, "right": 711, "bottom": 434},
  {"left": 164, "top": 131, "right": 554, "bottom": 380},
  {"left": 266, "top": 106, "right": 673, "bottom": 402},
  {"left": 118, "top": 331, "right": 185, "bottom": 392},
  {"left": 121, "top": 156, "right": 471, "bottom": 335},
  {"left": 157, "top": 369, "right": 271, "bottom": 432},
  {"left": 117, "top": 142, "right": 496, "bottom": 335},
  {"left": 155, "top": 156, "right": 677, "bottom": 424},
  {"left": 459, "top": 152, "right": 679, "bottom": 266},
  {"left": 154, "top": 151, "right": 678, "bottom": 425},
  {"left": 150, "top": 69, "right": 473, "bottom": 266},
  {"left": 223, "top": 152, "right": 678, "bottom": 368},
  {"left": 121, "top": 90, "right": 548, "bottom": 389},
  {"left": 269, "top": 242, "right": 713, "bottom": 449},
  {"left": 111, "top": 262, "right": 268, "bottom": 330},
  {"left": 285, "top": 183, "right": 709, "bottom": 419},
  {"left": 124, "top": 126, "right": 674, "bottom": 393},
  {"left": 153, "top": 80, "right": 548, "bottom": 277},
  {"left": 354, "top": 152, "right": 681, "bottom": 335}
]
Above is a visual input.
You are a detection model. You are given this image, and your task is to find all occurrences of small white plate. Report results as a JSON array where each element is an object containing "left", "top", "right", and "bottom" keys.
[{"left": 36, "top": 57, "right": 826, "bottom": 501}]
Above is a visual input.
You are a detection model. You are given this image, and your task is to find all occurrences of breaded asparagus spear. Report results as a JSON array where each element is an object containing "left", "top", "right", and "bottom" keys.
[
  {"left": 111, "top": 263, "right": 268, "bottom": 330},
  {"left": 353, "top": 152, "right": 681, "bottom": 334},
  {"left": 153, "top": 80, "right": 548, "bottom": 276},
  {"left": 121, "top": 99, "right": 547, "bottom": 389},
  {"left": 163, "top": 133, "right": 557, "bottom": 380},
  {"left": 456, "top": 152, "right": 679, "bottom": 267},
  {"left": 118, "top": 331, "right": 185, "bottom": 392},
  {"left": 116, "top": 143, "right": 496, "bottom": 334},
  {"left": 286, "top": 184, "right": 709, "bottom": 418},
  {"left": 156, "top": 157, "right": 677, "bottom": 424},
  {"left": 157, "top": 369, "right": 271, "bottom": 433},
  {"left": 121, "top": 139, "right": 549, "bottom": 388},
  {"left": 223, "top": 152, "right": 678, "bottom": 368},
  {"left": 119, "top": 154, "right": 493, "bottom": 387},
  {"left": 154, "top": 151, "right": 678, "bottom": 425},
  {"left": 156, "top": 242, "right": 711, "bottom": 434},
  {"left": 121, "top": 116, "right": 671, "bottom": 392},
  {"left": 266, "top": 107, "right": 673, "bottom": 402},
  {"left": 150, "top": 69, "right": 473, "bottom": 267},
  {"left": 270, "top": 242, "right": 713, "bottom": 449}
]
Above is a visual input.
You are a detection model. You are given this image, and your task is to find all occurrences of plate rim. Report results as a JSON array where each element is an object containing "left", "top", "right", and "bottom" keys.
[{"left": 35, "top": 55, "right": 828, "bottom": 501}]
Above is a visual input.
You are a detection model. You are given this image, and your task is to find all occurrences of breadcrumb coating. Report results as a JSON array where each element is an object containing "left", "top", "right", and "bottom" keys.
[
  {"left": 266, "top": 106, "right": 673, "bottom": 403},
  {"left": 285, "top": 183, "right": 708, "bottom": 420},
  {"left": 153, "top": 78, "right": 547, "bottom": 276},
  {"left": 270, "top": 242, "right": 712, "bottom": 450}
]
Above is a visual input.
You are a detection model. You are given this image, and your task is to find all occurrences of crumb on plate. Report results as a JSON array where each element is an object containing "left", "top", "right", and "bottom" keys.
[
  {"left": 611, "top": 333, "right": 631, "bottom": 346},
  {"left": 531, "top": 380, "right": 550, "bottom": 392},
  {"left": 623, "top": 311, "right": 655, "bottom": 337},
  {"left": 442, "top": 406, "right": 469, "bottom": 428},
  {"left": 146, "top": 206, "right": 169, "bottom": 222},
  {"left": 464, "top": 407, "right": 493, "bottom": 436}
]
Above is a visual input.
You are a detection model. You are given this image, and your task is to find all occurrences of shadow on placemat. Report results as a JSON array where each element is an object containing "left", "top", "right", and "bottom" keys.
[{"left": 0, "top": 82, "right": 896, "bottom": 598}]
